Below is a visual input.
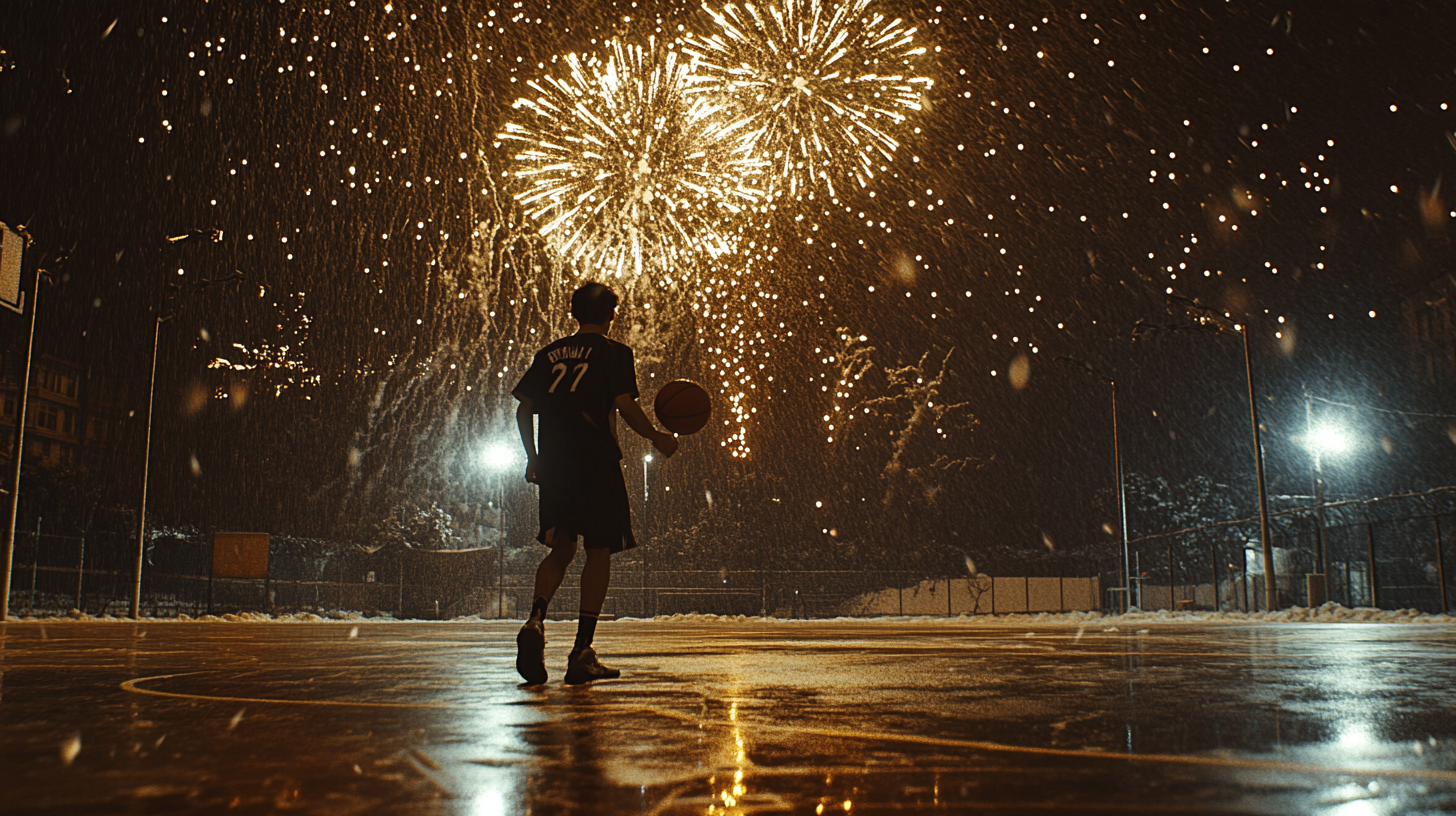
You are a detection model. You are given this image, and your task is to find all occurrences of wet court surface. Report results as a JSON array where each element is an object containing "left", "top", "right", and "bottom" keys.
[{"left": 2, "top": 619, "right": 1455, "bottom": 815}]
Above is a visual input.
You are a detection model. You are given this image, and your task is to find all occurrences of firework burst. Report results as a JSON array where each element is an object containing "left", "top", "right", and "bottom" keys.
[
  {"left": 498, "top": 37, "right": 764, "bottom": 288},
  {"left": 683, "top": 0, "right": 932, "bottom": 201}
]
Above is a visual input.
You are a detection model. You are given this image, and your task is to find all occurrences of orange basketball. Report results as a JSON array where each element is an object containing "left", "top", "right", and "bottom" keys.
[{"left": 654, "top": 380, "right": 711, "bottom": 435}]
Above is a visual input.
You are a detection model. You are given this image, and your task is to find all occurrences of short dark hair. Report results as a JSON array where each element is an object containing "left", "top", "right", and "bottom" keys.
[{"left": 571, "top": 282, "right": 619, "bottom": 324}]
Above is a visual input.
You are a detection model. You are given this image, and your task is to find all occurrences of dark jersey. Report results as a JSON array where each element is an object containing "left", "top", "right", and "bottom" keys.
[{"left": 512, "top": 333, "right": 639, "bottom": 464}]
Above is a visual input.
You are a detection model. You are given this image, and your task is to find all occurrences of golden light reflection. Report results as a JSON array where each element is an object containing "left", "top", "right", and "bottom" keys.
[{"left": 706, "top": 700, "right": 752, "bottom": 814}]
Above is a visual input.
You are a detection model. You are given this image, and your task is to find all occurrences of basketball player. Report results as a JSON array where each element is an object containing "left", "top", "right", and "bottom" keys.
[{"left": 511, "top": 282, "right": 679, "bottom": 685}]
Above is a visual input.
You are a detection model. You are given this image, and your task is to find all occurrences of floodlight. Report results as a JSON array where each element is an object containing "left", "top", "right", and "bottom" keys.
[
  {"left": 1311, "top": 424, "right": 1349, "bottom": 454},
  {"left": 482, "top": 444, "right": 515, "bottom": 471}
]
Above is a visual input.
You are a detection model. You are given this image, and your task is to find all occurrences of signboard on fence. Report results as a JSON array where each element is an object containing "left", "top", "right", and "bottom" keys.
[
  {"left": 212, "top": 532, "right": 269, "bottom": 580},
  {"left": 0, "top": 222, "right": 24, "bottom": 313}
]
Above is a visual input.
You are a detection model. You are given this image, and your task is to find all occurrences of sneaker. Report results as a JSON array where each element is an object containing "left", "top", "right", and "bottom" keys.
[
  {"left": 516, "top": 618, "right": 547, "bottom": 685},
  {"left": 563, "top": 646, "right": 620, "bottom": 685}
]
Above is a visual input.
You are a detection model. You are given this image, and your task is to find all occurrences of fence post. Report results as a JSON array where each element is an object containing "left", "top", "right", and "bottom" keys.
[
  {"left": 1168, "top": 542, "right": 1176, "bottom": 609},
  {"left": 1365, "top": 521, "right": 1379, "bottom": 609},
  {"left": 28, "top": 518, "right": 41, "bottom": 612},
  {"left": 1210, "top": 544, "right": 1219, "bottom": 612},
  {"left": 1241, "top": 546, "right": 1250, "bottom": 612},
  {"left": 1434, "top": 514, "right": 1448, "bottom": 614},
  {"left": 75, "top": 530, "right": 85, "bottom": 612}
]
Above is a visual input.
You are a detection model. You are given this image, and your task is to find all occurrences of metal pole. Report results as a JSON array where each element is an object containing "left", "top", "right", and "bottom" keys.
[
  {"left": 1241, "top": 546, "right": 1250, "bottom": 611},
  {"left": 1241, "top": 326, "right": 1278, "bottom": 611},
  {"left": 1210, "top": 544, "right": 1219, "bottom": 611},
  {"left": 1365, "top": 520, "right": 1379, "bottom": 609},
  {"left": 27, "top": 517, "right": 40, "bottom": 611},
  {"left": 1167, "top": 541, "right": 1174, "bottom": 610},
  {"left": 642, "top": 458, "right": 650, "bottom": 617},
  {"left": 1111, "top": 381, "right": 1132, "bottom": 612},
  {"left": 1433, "top": 514, "right": 1448, "bottom": 614},
  {"left": 130, "top": 315, "right": 164, "bottom": 619},
  {"left": 75, "top": 529, "right": 85, "bottom": 611},
  {"left": 498, "top": 478, "right": 504, "bottom": 619},
  {"left": 1, "top": 263, "right": 42, "bottom": 622},
  {"left": 1305, "top": 388, "right": 1331, "bottom": 600}
]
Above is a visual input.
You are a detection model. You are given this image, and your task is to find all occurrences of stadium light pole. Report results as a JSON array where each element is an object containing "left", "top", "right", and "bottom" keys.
[
  {"left": 1139, "top": 296, "right": 1279, "bottom": 611},
  {"left": 130, "top": 311, "right": 169, "bottom": 619},
  {"left": 1302, "top": 388, "right": 1348, "bottom": 604},
  {"left": 1239, "top": 323, "right": 1278, "bottom": 612},
  {"left": 1055, "top": 357, "right": 1133, "bottom": 611},
  {"left": 0, "top": 234, "right": 45, "bottom": 623},
  {"left": 482, "top": 443, "right": 515, "bottom": 618},
  {"left": 643, "top": 454, "right": 652, "bottom": 617},
  {"left": 129, "top": 238, "right": 237, "bottom": 619}
]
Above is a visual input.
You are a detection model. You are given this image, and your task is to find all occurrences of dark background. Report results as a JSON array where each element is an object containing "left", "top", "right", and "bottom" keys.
[{"left": 1, "top": 0, "right": 1454, "bottom": 578}]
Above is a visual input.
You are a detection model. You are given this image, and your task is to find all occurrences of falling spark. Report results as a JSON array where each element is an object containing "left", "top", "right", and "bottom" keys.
[
  {"left": 60, "top": 733, "right": 81, "bottom": 767},
  {"left": 499, "top": 37, "right": 764, "bottom": 284},
  {"left": 684, "top": 0, "right": 932, "bottom": 200}
]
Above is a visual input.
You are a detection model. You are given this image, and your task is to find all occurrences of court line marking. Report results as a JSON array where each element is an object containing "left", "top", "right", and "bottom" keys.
[
  {"left": 121, "top": 672, "right": 457, "bottom": 709},
  {"left": 648, "top": 709, "right": 1456, "bottom": 782},
  {"left": 122, "top": 672, "right": 1456, "bottom": 783}
]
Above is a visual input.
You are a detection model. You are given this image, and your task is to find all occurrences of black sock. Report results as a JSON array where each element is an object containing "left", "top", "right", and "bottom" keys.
[
  {"left": 572, "top": 610, "right": 600, "bottom": 655},
  {"left": 529, "top": 596, "right": 550, "bottom": 623}
]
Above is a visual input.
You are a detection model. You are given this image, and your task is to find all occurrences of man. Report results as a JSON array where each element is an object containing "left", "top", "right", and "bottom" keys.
[{"left": 511, "top": 282, "right": 678, "bottom": 685}]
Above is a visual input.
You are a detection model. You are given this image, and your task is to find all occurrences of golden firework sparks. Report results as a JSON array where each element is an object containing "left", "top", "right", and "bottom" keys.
[
  {"left": 683, "top": 0, "right": 932, "bottom": 201},
  {"left": 499, "top": 36, "right": 765, "bottom": 286}
]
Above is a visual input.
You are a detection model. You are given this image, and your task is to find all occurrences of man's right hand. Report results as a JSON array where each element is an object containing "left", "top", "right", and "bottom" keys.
[
  {"left": 524, "top": 456, "right": 539, "bottom": 484},
  {"left": 653, "top": 432, "right": 679, "bottom": 458}
]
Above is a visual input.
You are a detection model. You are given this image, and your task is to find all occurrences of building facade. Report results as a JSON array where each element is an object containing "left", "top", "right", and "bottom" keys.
[
  {"left": 0, "top": 350, "right": 135, "bottom": 470},
  {"left": 1405, "top": 274, "right": 1456, "bottom": 389}
]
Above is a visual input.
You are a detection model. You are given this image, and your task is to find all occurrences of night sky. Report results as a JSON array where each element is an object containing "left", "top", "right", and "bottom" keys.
[{"left": 2, "top": 0, "right": 1455, "bottom": 575}]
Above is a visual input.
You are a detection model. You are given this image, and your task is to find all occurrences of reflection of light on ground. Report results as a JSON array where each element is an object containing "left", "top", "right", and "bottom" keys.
[
  {"left": 1288, "top": 637, "right": 1385, "bottom": 753},
  {"left": 709, "top": 700, "right": 752, "bottom": 813},
  {"left": 1323, "top": 800, "right": 1381, "bottom": 816},
  {"left": 468, "top": 789, "right": 507, "bottom": 816},
  {"left": 1337, "top": 724, "right": 1376, "bottom": 750}
]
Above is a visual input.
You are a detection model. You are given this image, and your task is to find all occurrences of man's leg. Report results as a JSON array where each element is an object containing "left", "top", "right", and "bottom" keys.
[
  {"left": 517, "top": 531, "right": 577, "bottom": 685},
  {"left": 572, "top": 548, "right": 612, "bottom": 656},
  {"left": 565, "top": 547, "right": 621, "bottom": 684},
  {"left": 529, "top": 530, "right": 579, "bottom": 621}
]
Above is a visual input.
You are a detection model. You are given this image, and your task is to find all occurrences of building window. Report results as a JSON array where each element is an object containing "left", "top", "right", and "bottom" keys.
[
  {"left": 62, "top": 410, "right": 74, "bottom": 435},
  {"left": 3, "top": 398, "right": 13, "bottom": 417},
  {"left": 34, "top": 405, "right": 57, "bottom": 431}
]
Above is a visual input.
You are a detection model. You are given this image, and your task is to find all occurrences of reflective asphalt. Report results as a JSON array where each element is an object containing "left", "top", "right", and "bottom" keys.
[{"left": 2, "top": 618, "right": 1455, "bottom": 814}]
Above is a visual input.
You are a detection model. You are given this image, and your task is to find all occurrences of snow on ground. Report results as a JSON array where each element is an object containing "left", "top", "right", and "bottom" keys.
[
  {"left": 5, "top": 602, "right": 1454, "bottom": 624},
  {"left": 614, "top": 603, "right": 1456, "bottom": 626}
]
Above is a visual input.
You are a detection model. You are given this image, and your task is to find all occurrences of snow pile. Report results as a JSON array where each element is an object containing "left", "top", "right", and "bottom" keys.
[
  {"left": 8, "top": 609, "right": 386, "bottom": 623},
  {"left": 7, "top": 602, "right": 1451, "bottom": 624},
  {"left": 617, "top": 603, "right": 1455, "bottom": 626}
]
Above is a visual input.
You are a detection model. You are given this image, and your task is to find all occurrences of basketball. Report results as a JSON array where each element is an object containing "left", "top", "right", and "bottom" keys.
[{"left": 654, "top": 380, "right": 711, "bottom": 435}]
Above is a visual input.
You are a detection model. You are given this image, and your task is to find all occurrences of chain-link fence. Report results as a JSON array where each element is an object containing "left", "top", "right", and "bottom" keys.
[
  {"left": 9, "top": 487, "right": 1451, "bottom": 618},
  {"left": 1118, "top": 487, "right": 1455, "bottom": 614},
  {"left": 5, "top": 530, "right": 1108, "bottom": 620}
]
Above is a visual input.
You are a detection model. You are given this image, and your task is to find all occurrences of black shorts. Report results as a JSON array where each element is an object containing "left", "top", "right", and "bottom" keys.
[{"left": 535, "top": 455, "right": 638, "bottom": 554}]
